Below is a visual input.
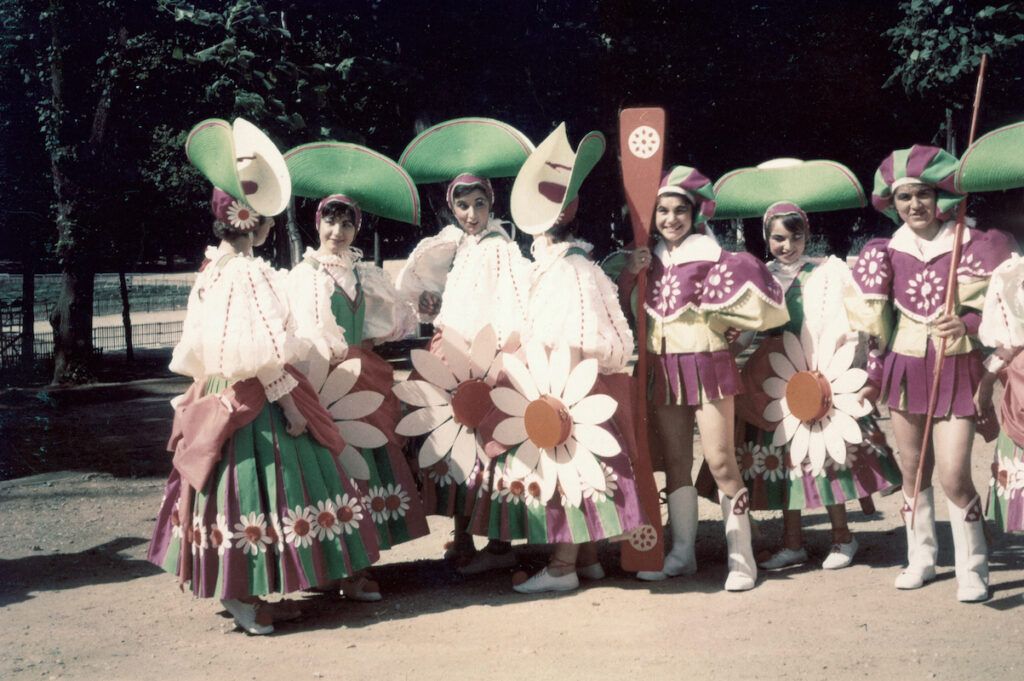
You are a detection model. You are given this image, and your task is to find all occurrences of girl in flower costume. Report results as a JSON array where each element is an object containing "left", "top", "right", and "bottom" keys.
[
  {"left": 709, "top": 160, "right": 901, "bottom": 572},
  {"left": 620, "top": 165, "right": 789, "bottom": 591},
  {"left": 473, "top": 123, "right": 645, "bottom": 594},
  {"left": 394, "top": 118, "right": 533, "bottom": 573},
  {"left": 148, "top": 119, "right": 380, "bottom": 635},
  {"left": 283, "top": 142, "right": 429, "bottom": 599},
  {"left": 847, "top": 144, "right": 1016, "bottom": 602},
  {"left": 957, "top": 121, "right": 1024, "bottom": 534}
]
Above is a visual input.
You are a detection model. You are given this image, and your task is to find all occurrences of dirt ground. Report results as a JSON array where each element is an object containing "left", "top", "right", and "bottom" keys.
[{"left": 1, "top": 377, "right": 1023, "bottom": 681}]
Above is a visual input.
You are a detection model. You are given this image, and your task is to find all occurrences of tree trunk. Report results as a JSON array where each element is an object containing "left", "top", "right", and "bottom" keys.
[
  {"left": 285, "top": 198, "right": 303, "bottom": 267},
  {"left": 20, "top": 243, "right": 35, "bottom": 369},
  {"left": 118, "top": 268, "right": 133, "bottom": 362},
  {"left": 49, "top": 265, "right": 95, "bottom": 383}
]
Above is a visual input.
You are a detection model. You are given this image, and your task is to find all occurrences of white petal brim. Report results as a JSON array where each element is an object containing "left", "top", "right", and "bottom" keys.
[
  {"left": 783, "top": 331, "right": 808, "bottom": 372},
  {"left": 337, "top": 445, "right": 371, "bottom": 480},
  {"left": 526, "top": 343, "right": 551, "bottom": 396},
  {"left": 772, "top": 413, "right": 802, "bottom": 448},
  {"left": 396, "top": 405, "right": 453, "bottom": 437},
  {"left": 547, "top": 345, "right": 571, "bottom": 402},
  {"left": 338, "top": 420, "right": 388, "bottom": 449},
  {"left": 833, "top": 392, "right": 872, "bottom": 418},
  {"left": 764, "top": 377, "right": 788, "bottom": 400},
  {"left": 561, "top": 358, "right": 599, "bottom": 407},
  {"left": 449, "top": 427, "right": 479, "bottom": 483},
  {"left": 494, "top": 416, "right": 528, "bottom": 447},
  {"left": 569, "top": 394, "right": 618, "bottom": 425},
  {"left": 824, "top": 342, "right": 856, "bottom": 382},
  {"left": 468, "top": 325, "right": 499, "bottom": 380},
  {"left": 763, "top": 398, "right": 790, "bottom": 423},
  {"left": 573, "top": 423, "right": 620, "bottom": 457},
  {"left": 502, "top": 353, "right": 540, "bottom": 401},
  {"left": 410, "top": 349, "right": 458, "bottom": 392},
  {"left": 393, "top": 380, "right": 451, "bottom": 408},
  {"left": 441, "top": 337, "right": 472, "bottom": 384},
  {"left": 490, "top": 386, "right": 530, "bottom": 417},
  {"left": 769, "top": 351, "right": 796, "bottom": 381},
  {"left": 418, "top": 418, "right": 460, "bottom": 468},
  {"left": 329, "top": 391, "right": 384, "bottom": 420},
  {"left": 831, "top": 409, "right": 864, "bottom": 444},
  {"left": 509, "top": 439, "right": 541, "bottom": 478},
  {"left": 831, "top": 368, "right": 868, "bottom": 394},
  {"left": 320, "top": 358, "right": 362, "bottom": 406}
]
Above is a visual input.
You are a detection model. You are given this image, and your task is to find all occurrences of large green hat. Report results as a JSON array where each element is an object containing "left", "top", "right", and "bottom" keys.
[
  {"left": 284, "top": 142, "right": 420, "bottom": 225},
  {"left": 510, "top": 123, "right": 606, "bottom": 235},
  {"left": 185, "top": 118, "right": 291, "bottom": 216},
  {"left": 399, "top": 117, "right": 534, "bottom": 184},
  {"left": 713, "top": 158, "right": 865, "bottom": 220},
  {"left": 955, "top": 121, "right": 1024, "bottom": 193}
]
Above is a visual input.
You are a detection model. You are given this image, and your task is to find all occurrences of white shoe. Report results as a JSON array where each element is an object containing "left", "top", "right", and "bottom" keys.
[
  {"left": 637, "top": 487, "right": 699, "bottom": 582},
  {"left": 894, "top": 488, "right": 938, "bottom": 590},
  {"left": 758, "top": 546, "right": 808, "bottom": 570},
  {"left": 512, "top": 567, "right": 580, "bottom": 594},
  {"left": 340, "top": 576, "right": 383, "bottom": 602},
  {"left": 720, "top": 489, "right": 757, "bottom": 592},
  {"left": 222, "top": 599, "right": 274, "bottom": 635},
  {"left": 577, "top": 562, "right": 606, "bottom": 580},
  {"left": 822, "top": 537, "right": 858, "bottom": 570},
  {"left": 457, "top": 548, "right": 516, "bottom": 576},
  {"left": 948, "top": 495, "right": 990, "bottom": 603}
]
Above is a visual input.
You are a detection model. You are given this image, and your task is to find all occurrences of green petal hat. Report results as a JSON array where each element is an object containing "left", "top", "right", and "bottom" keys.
[
  {"left": 284, "top": 142, "right": 420, "bottom": 225},
  {"left": 510, "top": 123, "right": 606, "bottom": 236},
  {"left": 185, "top": 118, "right": 291, "bottom": 216},
  {"left": 955, "top": 121, "right": 1024, "bottom": 193},
  {"left": 872, "top": 145, "right": 962, "bottom": 223},
  {"left": 399, "top": 117, "right": 535, "bottom": 184},
  {"left": 713, "top": 158, "right": 865, "bottom": 220}
]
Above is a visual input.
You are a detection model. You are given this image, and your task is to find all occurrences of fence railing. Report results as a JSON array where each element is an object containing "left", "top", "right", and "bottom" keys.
[{"left": 31, "top": 321, "right": 185, "bottom": 358}]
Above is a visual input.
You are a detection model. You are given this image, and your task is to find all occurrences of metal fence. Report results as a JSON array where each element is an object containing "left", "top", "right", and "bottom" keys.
[{"left": 31, "top": 321, "right": 184, "bottom": 358}]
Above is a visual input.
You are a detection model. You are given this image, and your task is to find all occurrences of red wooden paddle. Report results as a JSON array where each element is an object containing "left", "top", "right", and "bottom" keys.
[
  {"left": 911, "top": 54, "right": 988, "bottom": 527},
  {"left": 618, "top": 108, "right": 666, "bottom": 572}
]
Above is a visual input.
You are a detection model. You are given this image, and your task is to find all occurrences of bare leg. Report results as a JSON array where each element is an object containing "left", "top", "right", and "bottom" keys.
[
  {"left": 695, "top": 396, "right": 742, "bottom": 497},
  {"left": 653, "top": 403, "right": 695, "bottom": 493},
  {"left": 826, "top": 505, "right": 852, "bottom": 544},
  {"left": 931, "top": 416, "right": 978, "bottom": 507},
  {"left": 782, "top": 509, "right": 804, "bottom": 549},
  {"left": 890, "top": 409, "right": 934, "bottom": 497}
]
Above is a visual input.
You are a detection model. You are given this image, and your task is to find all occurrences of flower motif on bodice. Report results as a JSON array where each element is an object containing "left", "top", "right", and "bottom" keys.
[
  {"left": 653, "top": 270, "right": 683, "bottom": 315},
  {"left": 855, "top": 248, "right": 889, "bottom": 290},
  {"left": 701, "top": 262, "right": 735, "bottom": 302},
  {"left": 956, "top": 251, "right": 988, "bottom": 279},
  {"left": 905, "top": 269, "right": 945, "bottom": 312}
]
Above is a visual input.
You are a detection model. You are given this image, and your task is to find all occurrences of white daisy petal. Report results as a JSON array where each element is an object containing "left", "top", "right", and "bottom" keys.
[
  {"left": 320, "top": 358, "right": 361, "bottom": 406},
  {"left": 526, "top": 343, "right": 551, "bottom": 396},
  {"left": 808, "top": 423, "right": 828, "bottom": 476},
  {"left": 537, "top": 449, "right": 558, "bottom": 502},
  {"left": 763, "top": 398, "right": 790, "bottom": 423},
  {"left": 833, "top": 392, "right": 872, "bottom": 418},
  {"left": 338, "top": 420, "right": 388, "bottom": 448},
  {"left": 831, "top": 368, "right": 868, "bottom": 394},
  {"left": 441, "top": 338, "right": 472, "bottom": 383},
  {"left": 556, "top": 444, "right": 582, "bottom": 506},
  {"left": 800, "top": 324, "right": 819, "bottom": 371},
  {"left": 305, "top": 344, "right": 331, "bottom": 395},
  {"left": 789, "top": 421, "right": 811, "bottom": 463},
  {"left": 418, "top": 417, "right": 461, "bottom": 467},
  {"left": 831, "top": 410, "right": 864, "bottom": 444},
  {"left": 764, "top": 377, "right": 788, "bottom": 400},
  {"left": 441, "top": 327, "right": 469, "bottom": 354},
  {"left": 773, "top": 413, "right": 802, "bottom": 447},
  {"left": 823, "top": 417, "right": 849, "bottom": 466},
  {"left": 769, "top": 352, "right": 797, "bottom": 381},
  {"left": 494, "top": 416, "right": 529, "bottom": 446},
  {"left": 561, "top": 358, "right": 599, "bottom": 406},
  {"left": 449, "top": 427, "right": 479, "bottom": 483},
  {"left": 569, "top": 394, "right": 618, "bottom": 425},
  {"left": 393, "top": 380, "right": 451, "bottom": 408},
  {"left": 573, "top": 424, "right": 620, "bottom": 457},
  {"left": 395, "top": 405, "right": 453, "bottom": 437},
  {"left": 573, "top": 440, "right": 606, "bottom": 492},
  {"left": 330, "top": 391, "right": 385, "bottom": 420},
  {"left": 468, "top": 325, "right": 498, "bottom": 379},
  {"left": 825, "top": 341, "right": 856, "bottom": 382},
  {"left": 509, "top": 439, "right": 541, "bottom": 478},
  {"left": 337, "top": 445, "right": 371, "bottom": 480},
  {"left": 548, "top": 344, "right": 572, "bottom": 402},
  {"left": 501, "top": 353, "right": 540, "bottom": 401},
  {"left": 410, "top": 349, "right": 458, "bottom": 391},
  {"left": 783, "top": 331, "right": 808, "bottom": 372},
  {"left": 490, "top": 386, "right": 530, "bottom": 417}
]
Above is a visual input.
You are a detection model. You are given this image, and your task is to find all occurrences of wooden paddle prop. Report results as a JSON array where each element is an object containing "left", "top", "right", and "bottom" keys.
[
  {"left": 618, "top": 107, "right": 666, "bottom": 571},
  {"left": 911, "top": 54, "right": 989, "bottom": 527}
]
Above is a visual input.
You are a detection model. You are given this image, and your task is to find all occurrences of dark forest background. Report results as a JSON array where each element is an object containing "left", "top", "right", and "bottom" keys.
[{"left": 1, "top": 0, "right": 1022, "bottom": 381}]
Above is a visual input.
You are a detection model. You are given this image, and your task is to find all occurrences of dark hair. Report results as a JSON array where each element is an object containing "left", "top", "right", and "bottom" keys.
[
  {"left": 452, "top": 183, "right": 490, "bottom": 201},
  {"left": 212, "top": 220, "right": 249, "bottom": 240},
  {"left": 767, "top": 213, "right": 810, "bottom": 236},
  {"left": 320, "top": 202, "right": 357, "bottom": 226},
  {"left": 650, "top": 193, "right": 700, "bottom": 246}
]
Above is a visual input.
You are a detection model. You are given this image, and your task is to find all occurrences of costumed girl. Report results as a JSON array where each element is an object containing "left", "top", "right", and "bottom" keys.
[
  {"left": 846, "top": 144, "right": 1015, "bottom": 602},
  {"left": 282, "top": 142, "right": 429, "bottom": 600},
  {"left": 473, "top": 123, "right": 645, "bottom": 593},
  {"left": 147, "top": 119, "right": 380, "bottom": 635},
  {"left": 709, "top": 159, "right": 901, "bottom": 571},
  {"left": 956, "top": 121, "right": 1024, "bottom": 534},
  {"left": 394, "top": 118, "right": 533, "bottom": 574},
  {"left": 619, "top": 165, "right": 789, "bottom": 591}
]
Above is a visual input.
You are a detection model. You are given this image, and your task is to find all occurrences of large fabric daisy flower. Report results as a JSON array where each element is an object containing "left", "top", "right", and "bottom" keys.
[
  {"left": 233, "top": 512, "right": 271, "bottom": 556},
  {"left": 762, "top": 329, "right": 871, "bottom": 476},
  {"left": 282, "top": 506, "right": 316, "bottom": 548},
  {"left": 490, "top": 343, "right": 621, "bottom": 507},
  {"left": 225, "top": 200, "right": 260, "bottom": 231},
  {"left": 333, "top": 493, "right": 364, "bottom": 535},
  {"left": 394, "top": 325, "right": 504, "bottom": 484}
]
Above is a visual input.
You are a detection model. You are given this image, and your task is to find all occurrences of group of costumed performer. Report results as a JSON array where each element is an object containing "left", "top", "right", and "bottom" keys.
[
  {"left": 392, "top": 119, "right": 534, "bottom": 575},
  {"left": 697, "top": 159, "right": 901, "bottom": 573},
  {"left": 148, "top": 119, "right": 386, "bottom": 635}
]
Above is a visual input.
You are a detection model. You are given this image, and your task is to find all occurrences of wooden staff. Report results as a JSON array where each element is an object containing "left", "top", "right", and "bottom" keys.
[
  {"left": 911, "top": 54, "right": 989, "bottom": 526},
  {"left": 618, "top": 108, "right": 666, "bottom": 571}
]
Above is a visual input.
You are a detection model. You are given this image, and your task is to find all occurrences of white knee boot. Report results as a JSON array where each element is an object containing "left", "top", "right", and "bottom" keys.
[
  {"left": 894, "top": 488, "right": 938, "bottom": 589},
  {"left": 637, "top": 487, "right": 698, "bottom": 581},
  {"left": 947, "top": 495, "right": 989, "bottom": 603},
  {"left": 720, "top": 489, "right": 757, "bottom": 592}
]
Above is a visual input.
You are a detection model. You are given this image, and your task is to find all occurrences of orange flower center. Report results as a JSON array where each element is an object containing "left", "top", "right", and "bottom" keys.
[
  {"left": 764, "top": 455, "right": 780, "bottom": 471},
  {"left": 786, "top": 371, "right": 833, "bottom": 423},
  {"left": 509, "top": 480, "right": 525, "bottom": 497},
  {"left": 450, "top": 379, "right": 493, "bottom": 428},
  {"left": 385, "top": 494, "right": 402, "bottom": 511},
  {"left": 318, "top": 511, "right": 335, "bottom": 528},
  {"left": 337, "top": 506, "right": 354, "bottom": 522},
  {"left": 292, "top": 519, "right": 310, "bottom": 537},
  {"left": 210, "top": 529, "right": 223, "bottom": 546},
  {"left": 527, "top": 481, "right": 542, "bottom": 498},
  {"left": 245, "top": 526, "right": 263, "bottom": 542},
  {"left": 371, "top": 497, "right": 386, "bottom": 512},
  {"left": 524, "top": 395, "right": 572, "bottom": 449}
]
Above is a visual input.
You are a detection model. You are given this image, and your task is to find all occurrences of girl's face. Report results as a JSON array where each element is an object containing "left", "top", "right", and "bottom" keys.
[
  {"left": 318, "top": 211, "right": 357, "bottom": 255},
  {"left": 893, "top": 183, "right": 939, "bottom": 233},
  {"left": 767, "top": 219, "right": 806, "bottom": 264},
  {"left": 451, "top": 189, "right": 491, "bottom": 235},
  {"left": 654, "top": 194, "right": 694, "bottom": 247}
]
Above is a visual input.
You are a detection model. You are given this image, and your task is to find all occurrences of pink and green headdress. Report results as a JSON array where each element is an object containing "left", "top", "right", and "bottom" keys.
[
  {"left": 872, "top": 145, "right": 963, "bottom": 223},
  {"left": 658, "top": 165, "right": 716, "bottom": 225},
  {"left": 284, "top": 142, "right": 420, "bottom": 226},
  {"left": 955, "top": 120, "right": 1024, "bottom": 193},
  {"left": 186, "top": 117, "right": 292, "bottom": 231},
  {"left": 399, "top": 117, "right": 534, "bottom": 209},
  {"left": 714, "top": 158, "right": 865, "bottom": 223}
]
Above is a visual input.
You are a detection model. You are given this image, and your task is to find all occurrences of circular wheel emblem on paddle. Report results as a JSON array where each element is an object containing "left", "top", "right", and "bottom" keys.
[
  {"left": 628, "top": 524, "right": 658, "bottom": 552},
  {"left": 450, "top": 378, "right": 493, "bottom": 429},
  {"left": 784, "top": 370, "right": 833, "bottom": 423},
  {"left": 523, "top": 395, "right": 573, "bottom": 449},
  {"left": 627, "top": 126, "right": 660, "bottom": 159}
]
